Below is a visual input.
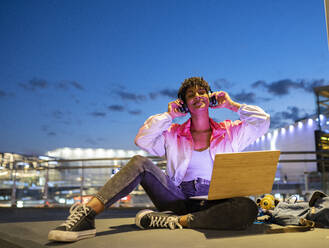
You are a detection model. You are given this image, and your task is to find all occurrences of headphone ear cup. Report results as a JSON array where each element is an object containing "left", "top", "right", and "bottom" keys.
[
  {"left": 178, "top": 93, "right": 189, "bottom": 113},
  {"left": 209, "top": 95, "right": 217, "bottom": 107},
  {"left": 208, "top": 88, "right": 217, "bottom": 107},
  {"left": 177, "top": 100, "right": 188, "bottom": 113},
  {"left": 180, "top": 103, "right": 188, "bottom": 113}
]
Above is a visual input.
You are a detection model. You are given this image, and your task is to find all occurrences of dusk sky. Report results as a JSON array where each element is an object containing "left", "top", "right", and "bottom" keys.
[{"left": 1, "top": 0, "right": 329, "bottom": 155}]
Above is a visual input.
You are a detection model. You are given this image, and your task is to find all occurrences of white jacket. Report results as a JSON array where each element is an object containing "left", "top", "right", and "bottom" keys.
[{"left": 135, "top": 104, "right": 270, "bottom": 186}]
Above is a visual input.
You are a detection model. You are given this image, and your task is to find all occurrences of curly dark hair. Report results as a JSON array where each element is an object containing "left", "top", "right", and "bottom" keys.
[{"left": 177, "top": 77, "right": 211, "bottom": 102}]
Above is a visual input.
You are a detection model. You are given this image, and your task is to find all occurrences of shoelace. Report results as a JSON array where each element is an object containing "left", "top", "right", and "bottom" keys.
[
  {"left": 60, "top": 202, "right": 89, "bottom": 229},
  {"left": 149, "top": 215, "right": 183, "bottom": 230}
]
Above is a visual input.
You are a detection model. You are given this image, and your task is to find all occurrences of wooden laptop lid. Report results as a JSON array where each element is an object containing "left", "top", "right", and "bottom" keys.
[{"left": 207, "top": 150, "right": 280, "bottom": 200}]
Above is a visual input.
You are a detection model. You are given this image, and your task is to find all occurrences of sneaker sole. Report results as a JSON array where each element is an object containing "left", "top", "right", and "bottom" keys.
[
  {"left": 48, "top": 228, "right": 96, "bottom": 242},
  {"left": 135, "top": 209, "right": 154, "bottom": 229}
]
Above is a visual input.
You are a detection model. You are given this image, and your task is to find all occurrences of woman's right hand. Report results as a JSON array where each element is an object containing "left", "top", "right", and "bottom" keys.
[{"left": 167, "top": 99, "right": 187, "bottom": 119}]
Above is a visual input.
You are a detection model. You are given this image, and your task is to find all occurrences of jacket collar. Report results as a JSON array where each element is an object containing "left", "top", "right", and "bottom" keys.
[{"left": 177, "top": 117, "right": 225, "bottom": 138}]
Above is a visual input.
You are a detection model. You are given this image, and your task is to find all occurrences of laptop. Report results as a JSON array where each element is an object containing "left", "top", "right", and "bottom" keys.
[{"left": 189, "top": 150, "right": 280, "bottom": 200}]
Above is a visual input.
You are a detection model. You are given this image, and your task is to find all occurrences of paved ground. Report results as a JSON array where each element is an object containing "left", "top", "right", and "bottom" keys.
[{"left": 0, "top": 207, "right": 329, "bottom": 248}]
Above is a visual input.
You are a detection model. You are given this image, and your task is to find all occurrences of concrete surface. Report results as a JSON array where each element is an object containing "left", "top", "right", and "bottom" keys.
[{"left": 0, "top": 208, "right": 328, "bottom": 248}]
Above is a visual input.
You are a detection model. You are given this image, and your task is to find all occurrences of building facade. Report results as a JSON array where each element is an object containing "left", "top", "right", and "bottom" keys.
[{"left": 245, "top": 115, "right": 328, "bottom": 195}]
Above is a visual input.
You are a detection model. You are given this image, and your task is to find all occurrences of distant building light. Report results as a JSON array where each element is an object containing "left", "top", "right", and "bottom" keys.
[
  {"left": 39, "top": 155, "right": 52, "bottom": 161},
  {"left": 256, "top": 138, "right": 260, "bottom": 143},
  {"left": 117, "top": 150, "right": 125, "bottom": 157},
  {"left": 47, "top": 147, "right": 148, "bottom": 159},
  {"left": 106, "top": 149, "right": 114, "bottom": 157},
  {"left": 128, "top": 150, "right": 136, "bottom": 157},
  {"left": 95, "top": 149, "right": 105, "bottom": 157},
  {"left": 63, "top": 147, "right": 71, "bottom": 154},
  {"left": 74, "top": 148, "right": 82, "bottom": 156},
  {"left": 261, "top": 135, "right": 265, "bottom": 141},
  {"left": 308, "top": 118, "right": 313, "bottom": 126},
  {"left": 267, "top": 133, "right": 272, "bottom": 139},
  {"left": 289, "top": 125, "right": 294, "bottom": 133},
  {"left": 281, "top": 128, "right": 286, "bottom": 135},
  {"left": 298, "top": 122, "right": 303, "bottom": 129},
  {"left": 17, "top": 201, "right": 24, "bottom": 208},
  {"left": 270, "top": 130, "right": 277, "bottom": 150},
  {"left": 320, "top": 114, "right": 325, "bottom": 120},
  {"left": 86, "top": 149, "right": 93, "bottom": 156},
  {"left": 137, "top": 150, "right": 147, "bottom": 156}
]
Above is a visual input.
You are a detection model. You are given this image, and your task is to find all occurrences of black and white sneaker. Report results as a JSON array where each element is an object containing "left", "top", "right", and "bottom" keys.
[
  {"left": 135, "top": 209, "right": 183, "bottom": 230},
  {"left": 48, "top": 203, "right": 97, "bottom": 242}
]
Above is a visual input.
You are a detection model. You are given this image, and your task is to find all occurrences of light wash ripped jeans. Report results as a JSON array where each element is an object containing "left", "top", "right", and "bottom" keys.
[{"left": 95, "top": 155, "right": 212, "bottom": 215}]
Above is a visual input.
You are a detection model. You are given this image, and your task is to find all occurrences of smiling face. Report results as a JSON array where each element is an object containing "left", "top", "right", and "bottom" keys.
[{"left": 185, "top": 85, "right": 210, "bottom": 114}]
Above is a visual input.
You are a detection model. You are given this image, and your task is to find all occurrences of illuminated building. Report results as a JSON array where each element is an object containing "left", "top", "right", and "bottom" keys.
[{"left": 245, "top": 115, "right": 328, "bottom": 194}]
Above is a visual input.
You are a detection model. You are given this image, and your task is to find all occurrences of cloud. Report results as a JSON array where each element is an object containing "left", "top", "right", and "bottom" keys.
[
  {"left": 108, "top": 105, "right": 125, "bottom": 112},
  {"left": 62, "top": 120, "right": 72, "bottom": 125},
  {"left": 113, "top": 88, "right": 177, "bottom": 102},
  {"left": 40, "top": 125, "right": 56, "bottom": 136},
  {"left": 41, "top": 125, "right": 49, "bottom": 132},
  {"left": 128, "top": 109, "right": 142, "bottom": 115},
  {"left": 0, "top": 90, "right": 14, "bottom": 97},
  {"left": 270, "top": 106, "right": 310, "bottom": 129},
  {"left": 252, "top": 79, "right": 327, "bottom": 96},
  {"left": 70, "top": 81, "right": 84, "bottom": 90},
  {"left": 159, "top": 89, "right": 177, "bottom": 99},
  {"left": 149, "top": 92, "right": 158, "bottom": 100},
  {"left": 232, "top": 91, "right": 257, "bottom": 103},
  {"left": 147, "top": 88, "right": 177, "bottom": 100},
  {"left": 280, "top": 106, "right": 303, "bottom": 120},
  {"left": 52, "top": 110, "right": 64, "bottom": 119},
  {"left": 90, "top": 112, "right": 106, "bottom": 117},
  {"left": 19, "top": 78, "right": 84, "bottom": 93},
  {"left": 47, "top": 132, "right": 56, "bottom": 136},
  {"left": 269, "top": 116, "right": 289, "bottom": 129},
  {"left": 19, "top": 78, "right": 48, "bottom": 91},
  {"left": 303, "top": 79, "right": 327, "bottom": 92},
  {"left": 231, "top": 90, "right": 271, "bottom": 104},
  {"left": 85, "top": 138, "right": 98, "bottom": 145},
  {"left": 56, "top": 82, "right": 70, "bottom": 90},
  {"left": 213, "top": 78, "right": 234, "bottom": 90},
  {"left": 114, "top": 87, "right": 217, "bottom": 102},
  {"left": 0, "top": 90, "right": 6, "bottom": 97},
  {"left": 71, "top": 94, "right": 80, "bottom": 104},
  {"left": 114, "top": 90, "right": 147, "bottom": 102},
  {"left": 56, "top": 81, "right": 84, "bottom": 91}
]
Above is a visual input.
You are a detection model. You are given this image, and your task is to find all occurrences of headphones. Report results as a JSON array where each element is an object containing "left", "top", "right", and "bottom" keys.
[{"left": 178, "top": 88, "right": 217, "bottom": 113}]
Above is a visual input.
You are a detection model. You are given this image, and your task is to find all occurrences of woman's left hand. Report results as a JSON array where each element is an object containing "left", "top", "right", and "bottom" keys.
[{"left": 210, "top": 91, "right": 241, "bottom": 112}]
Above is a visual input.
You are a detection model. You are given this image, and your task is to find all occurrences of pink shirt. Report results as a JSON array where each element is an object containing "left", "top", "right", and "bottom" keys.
[{"left": 135, "top": 104, "right": 270, "bottom": 186}]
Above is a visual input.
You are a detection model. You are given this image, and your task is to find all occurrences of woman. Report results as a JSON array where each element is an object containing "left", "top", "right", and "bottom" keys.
[{"left": 48, "top": 77, "right": 270, "bottom": 242}]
